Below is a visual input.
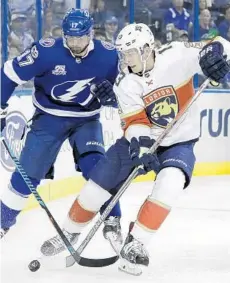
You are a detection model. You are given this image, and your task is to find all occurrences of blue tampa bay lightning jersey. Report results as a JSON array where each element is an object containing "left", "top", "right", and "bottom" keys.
[{"left": 1, "top": 37, "right": 118, "bottom": 117}]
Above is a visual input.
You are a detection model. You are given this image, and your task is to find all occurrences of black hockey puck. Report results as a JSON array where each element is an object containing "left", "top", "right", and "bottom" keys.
[{"left": 28, "top": 260, "right": 41, "bottom": 272}]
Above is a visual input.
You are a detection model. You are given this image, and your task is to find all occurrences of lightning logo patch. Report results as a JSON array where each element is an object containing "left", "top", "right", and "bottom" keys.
[{"left": 51, "top": 78, "right": 95, "bottom": 102}]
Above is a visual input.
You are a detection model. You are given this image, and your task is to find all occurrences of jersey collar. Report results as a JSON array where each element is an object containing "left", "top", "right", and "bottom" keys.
[{"left": 63, "top": 39, "right": 95, "bottom": 59}]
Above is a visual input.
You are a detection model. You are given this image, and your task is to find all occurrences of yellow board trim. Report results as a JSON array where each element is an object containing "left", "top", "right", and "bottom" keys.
[{"left": 23, "top": 161, "right": 230, "bottom": 212}]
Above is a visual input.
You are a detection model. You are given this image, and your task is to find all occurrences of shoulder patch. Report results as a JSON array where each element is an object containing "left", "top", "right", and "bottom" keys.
[
  {"left": 39, "top": 37, "right": 55, "bottom": 48},
  {"left": 101, "top": 41, "right": 115, "bottom": 50}
]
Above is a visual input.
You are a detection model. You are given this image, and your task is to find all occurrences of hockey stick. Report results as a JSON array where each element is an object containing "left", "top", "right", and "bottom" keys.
[
  {"left": 59, "top": 78, "right": 211, "bottom": 268},
  {"left": 0, "top": 136, "right": 118, "bottom": 268}
]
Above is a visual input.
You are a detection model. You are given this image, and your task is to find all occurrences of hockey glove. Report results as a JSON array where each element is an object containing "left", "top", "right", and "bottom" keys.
[
  {"left": 199, "top": 42, "right": 230, "bottom": 82},
  {"left": 129, "top": 136, "right": 160, "bottom": 175},
  {"left": 78, "top": 91, "right": 101, "bottom": 110},
  {"left": 91, "top": 80, "right": 117, "bottom": 107},
  {"left": 0, "top": 105, "right": 8, "bottom": 132}
]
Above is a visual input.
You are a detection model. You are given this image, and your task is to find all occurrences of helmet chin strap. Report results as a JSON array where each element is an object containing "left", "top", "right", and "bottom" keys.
[
  {"left": 72, "top": 43, "right": 90, "bottom": 57},
  {"left": 139, "top": 47, "right": 153, "bottom": 76}
]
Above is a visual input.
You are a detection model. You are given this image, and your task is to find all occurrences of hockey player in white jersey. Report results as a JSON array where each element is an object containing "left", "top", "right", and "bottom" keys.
[
  {"left": 38, "top": 23, "right": 230, "bottom": 274},
  {"left": 112, "top": 24, "right": 230, "bottom": 275}
]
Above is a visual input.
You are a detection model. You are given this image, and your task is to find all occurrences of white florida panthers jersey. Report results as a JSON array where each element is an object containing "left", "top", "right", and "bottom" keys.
[{"left": 113, "top": 36, "right": 230, "bottom": 146}]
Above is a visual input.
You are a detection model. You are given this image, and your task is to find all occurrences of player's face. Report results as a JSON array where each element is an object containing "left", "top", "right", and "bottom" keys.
[
  {"left": 65, "top": 35, "right": 91, "bottom": 56},
  {"left": 119, "top": 48, "right": 143, "bottom": 73}
]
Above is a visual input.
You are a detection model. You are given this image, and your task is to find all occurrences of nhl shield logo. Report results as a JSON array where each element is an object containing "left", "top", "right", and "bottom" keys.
[
  {"left": 0, "top": 111, "right": 27, "bottom": 171},
  {"left": 144, "top": 86, "right": 179, "bottom": 128}
]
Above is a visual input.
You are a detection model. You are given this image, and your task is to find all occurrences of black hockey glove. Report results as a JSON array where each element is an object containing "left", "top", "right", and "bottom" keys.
[
  {"left": 199, "top": 41, "right": 230, "bottom": 82},
  {"left": 129, "top": 136, "right": 160, "bottom": 175},
  {"left": 0, "top": 105, "right": 8, "bottom": 132},
  {"left": 91, "top": 80, "right": 117, "bottom": 107}
]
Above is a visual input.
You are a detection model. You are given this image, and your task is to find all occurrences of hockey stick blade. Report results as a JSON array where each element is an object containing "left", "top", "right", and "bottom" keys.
[
  {"left": 0, "top": 136, "right": 117, "bottom": 268},
  {"left": 36, "top": 253, "right": 118, "bottom": 270},
  {"left": 65, "top": 251, "right": 118, "bottom": 268},
  {"left": 70, "top": 254, "right": 118, "bottom": 268}
]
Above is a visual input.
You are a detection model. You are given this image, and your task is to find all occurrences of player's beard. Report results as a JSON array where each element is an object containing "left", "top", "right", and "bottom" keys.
[
  {"left": 70, "top": 43, "right": 90, "bottom": 57},
  {"left": 65, "top": 35, "right": 91, "bottom": 57}
]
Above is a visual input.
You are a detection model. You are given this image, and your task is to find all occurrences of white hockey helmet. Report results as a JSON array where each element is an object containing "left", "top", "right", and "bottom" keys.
[{"left": 115, "top": 23, "right": 155, "bottom": 52}]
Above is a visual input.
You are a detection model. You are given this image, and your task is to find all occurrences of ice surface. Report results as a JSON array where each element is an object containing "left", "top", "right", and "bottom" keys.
[{"left": 1, "top": 175, "right": 230, "bottom": 283}]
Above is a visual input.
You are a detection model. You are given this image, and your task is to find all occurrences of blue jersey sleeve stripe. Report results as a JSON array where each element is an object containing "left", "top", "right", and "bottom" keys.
[{"left": 3, "top": 60, "right": 27, "bottom": 85}]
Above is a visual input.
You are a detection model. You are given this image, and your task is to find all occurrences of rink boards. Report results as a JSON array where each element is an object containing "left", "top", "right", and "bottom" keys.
[{"left": 0, "top": 89, "right": 229, "bottom": 210}]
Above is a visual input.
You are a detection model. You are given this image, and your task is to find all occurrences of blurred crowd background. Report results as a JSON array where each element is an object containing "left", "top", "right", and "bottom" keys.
[{"left": 1, "top": 0, "right": 230, "bottom": 88}]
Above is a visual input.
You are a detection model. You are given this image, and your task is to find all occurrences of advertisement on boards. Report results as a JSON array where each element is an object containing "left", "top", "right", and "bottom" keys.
[{"left": 0, "top": 91, "right": 229, "bottom": 198}]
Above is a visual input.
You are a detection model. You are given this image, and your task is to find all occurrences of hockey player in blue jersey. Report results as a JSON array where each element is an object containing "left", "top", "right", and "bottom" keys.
[{"left": 0, "top": 8, "right": 125, "bottom": 253}]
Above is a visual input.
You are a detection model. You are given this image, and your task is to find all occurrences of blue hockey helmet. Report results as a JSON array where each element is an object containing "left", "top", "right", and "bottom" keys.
[{"left": 62, "top": 8, "right": 94, "bottom": 37}]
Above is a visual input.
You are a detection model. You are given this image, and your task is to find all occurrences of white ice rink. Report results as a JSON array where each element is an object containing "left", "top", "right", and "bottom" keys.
[{"left": 1, "top": 175, "right": 230, "bottom": 283}]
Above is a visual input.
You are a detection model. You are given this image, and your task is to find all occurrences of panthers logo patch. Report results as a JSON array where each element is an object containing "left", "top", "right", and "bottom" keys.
[{"left": 143, "top": 86, "right": 179, "bottom": 128}]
